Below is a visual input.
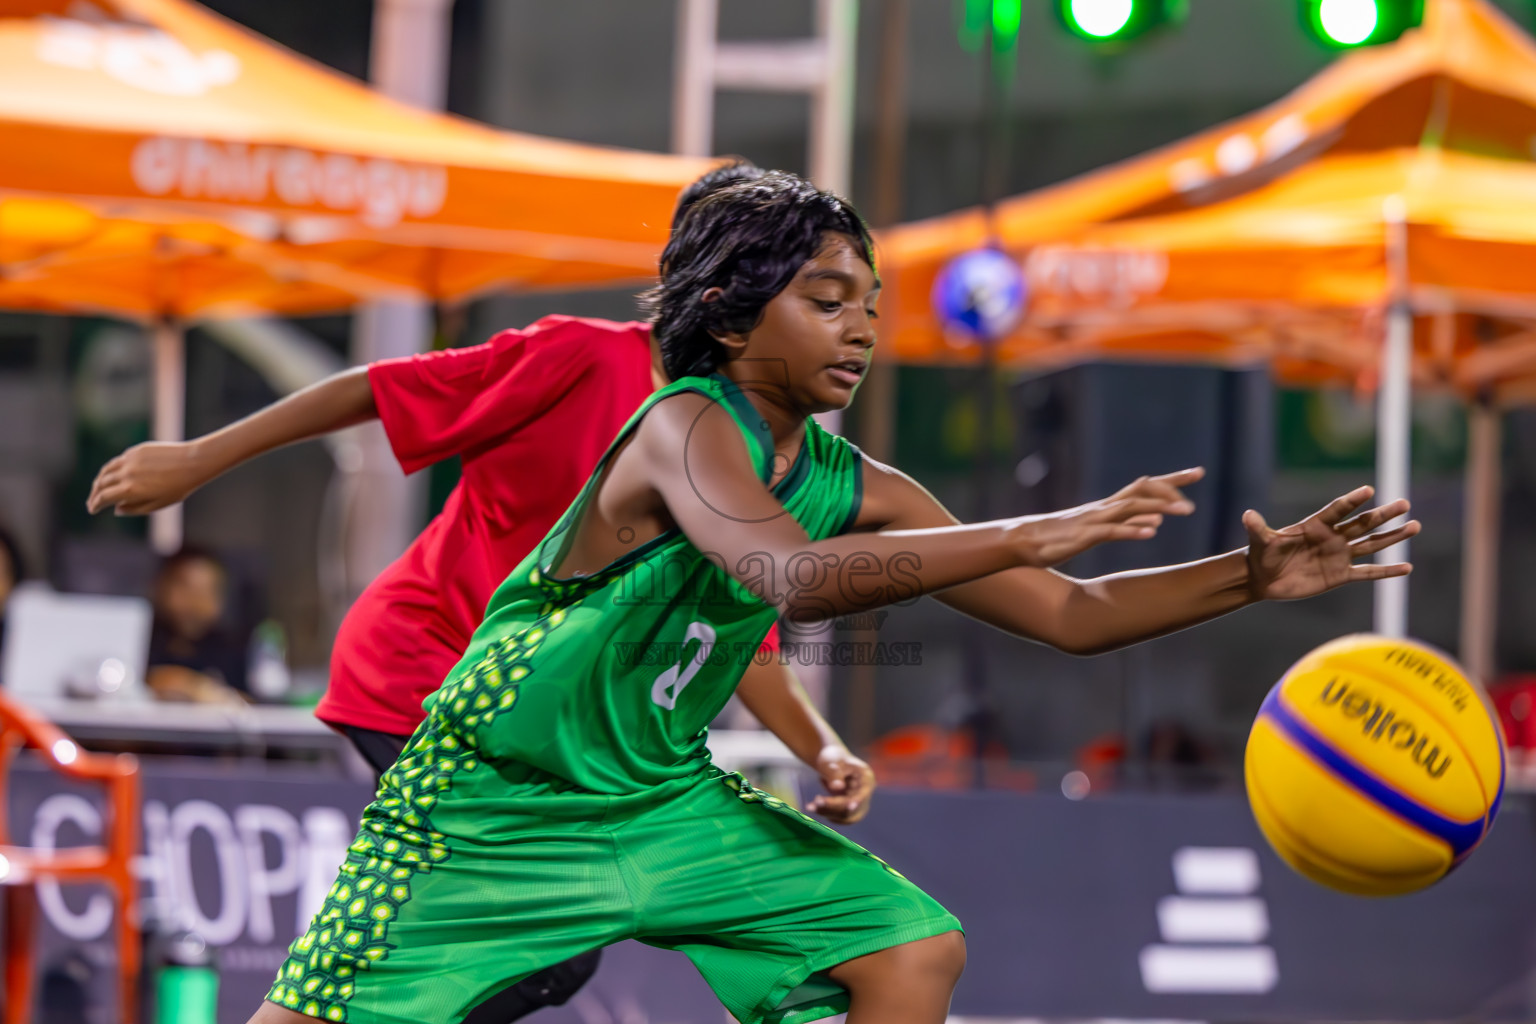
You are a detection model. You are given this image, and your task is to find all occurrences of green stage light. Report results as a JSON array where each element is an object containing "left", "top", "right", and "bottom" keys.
[
  {"left": 1320, "top": 0, "right": 1377, "bottom": 43},
  {"left": 992, "top": 0, "right": 1022, "bottom": 50},
  {"left": 1055, "top": 0, "right": 1187, "bottom": 47},
  {"left": 1299, "top": 0, "right": 1424, "bottom": 48},
  {"left": 958, "top": 0, "right": 1023, "bottom": 53},
  {"left": 958, "top": 0, "right": 989, "bottom": 52},
  {"left": 1068, "top": 0, "right": 1133, "bottom": 38}
]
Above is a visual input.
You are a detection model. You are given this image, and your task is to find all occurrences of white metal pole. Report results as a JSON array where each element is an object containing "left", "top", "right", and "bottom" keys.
[
  {"left": 1374, "top": 303, "right": 1412, "bottom": 637},
  {"left": 804, "top": 0, "right": 858, "bottom": 692},
  {"left": 1374, "top": 199, "right": 1411, "bottom": 637},
  {"left": 811, "top": 0, "right": 858, "bottom": 198},
  {"left": 345, "top": 0, "right": 455, "bottom": 598},
  {"left": 668, "top": 0, "right": 859, "bottom": 707},
  {"left": 810, "top": 0, "right": 857, "bottom": 436},
  {"left": 149, "top": 320, "right": 185, "bottom": 555},
  {"left": 371, "top": 0, "right": 455, "bottom": 109},
  {"left": 673, "top": 0, "right": 718, "bottom": 157},
  {"left": 801, "top": 0, "right": 858, "bottom": 701},
  {"left": 1460, "top": 402, "right": 1502, "bottom": 684}
]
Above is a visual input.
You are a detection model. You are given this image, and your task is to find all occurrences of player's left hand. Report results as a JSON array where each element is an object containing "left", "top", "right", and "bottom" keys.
[
  {"left": 807, "top": 745, "right": 876, "bottom": 824},
  {"left": 1244, "top": 485, "right": 1420, "bottom": 601}
]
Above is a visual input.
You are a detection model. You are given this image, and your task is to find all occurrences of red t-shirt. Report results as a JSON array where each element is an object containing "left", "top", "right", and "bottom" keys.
[
  {"left": 315, "top": 315, "right": 780, "bottom": 735},
  {"left": 316, "top": 315, "right": 655, "bottom": 734}
]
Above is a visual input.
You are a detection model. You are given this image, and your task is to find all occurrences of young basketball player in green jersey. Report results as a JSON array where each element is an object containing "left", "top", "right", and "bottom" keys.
[{"left": 252, "top": 172, "right": 1417, "bottom": 1024}]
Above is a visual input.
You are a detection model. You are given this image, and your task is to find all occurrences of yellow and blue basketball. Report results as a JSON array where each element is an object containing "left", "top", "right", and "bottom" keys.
[{"left": 1245, "top": 634, "right": 1505, "bottom": 896}]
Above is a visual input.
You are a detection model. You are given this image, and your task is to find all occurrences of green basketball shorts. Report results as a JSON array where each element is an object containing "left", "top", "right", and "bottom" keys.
[{"left": 268, "top": 757, "right": 962, "bottom": 1024}]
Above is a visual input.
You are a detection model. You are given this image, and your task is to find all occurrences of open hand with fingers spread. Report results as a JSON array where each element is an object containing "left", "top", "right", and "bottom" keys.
[
  {"left": 1008, "top": 467, "right": 1205, "bottom": 568},
  {"left": 1244, "top": 485, "right": 1419, "bottom": 601}
]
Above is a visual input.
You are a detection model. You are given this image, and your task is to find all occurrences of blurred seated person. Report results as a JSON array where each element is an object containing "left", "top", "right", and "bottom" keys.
[
  {"left": 1141, "top": 717, "right": 1219, "bottom": 790},
  {"left": 147, "top": 547, "right": 248, "bottom": 705}
]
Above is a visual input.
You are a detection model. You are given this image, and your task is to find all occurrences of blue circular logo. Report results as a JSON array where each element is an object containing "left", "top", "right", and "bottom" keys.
[{"left": 932, "top": 248, "right": 1027, "bottom": 345}]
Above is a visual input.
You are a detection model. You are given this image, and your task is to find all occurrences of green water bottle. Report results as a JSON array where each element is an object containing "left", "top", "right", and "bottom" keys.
[{"left": 155, "top": 931, "right": 218, "bottom": 1024}]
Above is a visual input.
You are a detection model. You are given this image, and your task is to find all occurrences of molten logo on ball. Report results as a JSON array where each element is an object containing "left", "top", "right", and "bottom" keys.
[{"left": 1316, "top": 677, "right": 1452, "bottom": 780}]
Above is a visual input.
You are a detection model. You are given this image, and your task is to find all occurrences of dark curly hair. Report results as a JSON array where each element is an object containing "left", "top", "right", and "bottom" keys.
[
  {"left": 671, "top": 158, "right": 764, "bottom": 230},
  {"left": 157, "top": 545, "right": 228, "bottom": 585},
  {"left": 644, "top": 171, "right": 875, "bottom": 380}
]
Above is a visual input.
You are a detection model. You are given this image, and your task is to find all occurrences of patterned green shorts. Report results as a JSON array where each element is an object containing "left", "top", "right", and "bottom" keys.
[{"left": 267, "top": 757, "right": 960, "bottom": 1024}]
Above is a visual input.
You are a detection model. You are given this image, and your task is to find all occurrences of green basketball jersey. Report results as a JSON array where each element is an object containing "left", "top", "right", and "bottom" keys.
[{"left": 427, "top": 374, "right": 863, "bottom": 795}]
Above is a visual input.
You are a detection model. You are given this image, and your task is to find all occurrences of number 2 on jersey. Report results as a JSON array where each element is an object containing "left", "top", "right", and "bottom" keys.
[{"left": 651, "top": 620, "right": 717, "bottom": 710}]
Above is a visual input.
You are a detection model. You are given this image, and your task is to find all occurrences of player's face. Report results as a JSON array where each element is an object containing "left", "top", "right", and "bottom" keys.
[{"left": 740, "top": 233, "right": 878, "bottom": 414}]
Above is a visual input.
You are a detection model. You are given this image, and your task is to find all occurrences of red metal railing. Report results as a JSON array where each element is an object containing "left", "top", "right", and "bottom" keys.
[{"left": 0, "top": 692, "right": 140, "bottom": 1024}]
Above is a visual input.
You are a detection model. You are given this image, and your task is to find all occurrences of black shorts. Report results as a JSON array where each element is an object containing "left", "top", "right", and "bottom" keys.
[{"left": 338, "top": 724, "right": 412, "bottom": 781}]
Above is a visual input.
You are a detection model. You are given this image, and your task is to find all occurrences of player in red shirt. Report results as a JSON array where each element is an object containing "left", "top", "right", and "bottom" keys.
[{"left": 88, "top": 163, "right": 876, "bottom": 1022}]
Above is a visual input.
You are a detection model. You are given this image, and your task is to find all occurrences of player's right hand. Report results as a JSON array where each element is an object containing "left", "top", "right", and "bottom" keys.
[
  {"left": 807, "top": 745, "right": 877, "bottom": 825},
  {"left": 87, "top": 441, "right": 208, "bottom": 516},
  {"left": 1006, "top": 467, "right": 1204, "bottom": 568}
]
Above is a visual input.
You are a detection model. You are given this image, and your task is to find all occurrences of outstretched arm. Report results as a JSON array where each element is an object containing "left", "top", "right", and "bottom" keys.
[
  {"left": 855, "top": 458, "right": 1418, "bottom": 655},
  {"left": 736, "top": 656, "right": 876, "bottom": 824},
  {"left": 635, "top": 394, "right": 1186, "bottom": 623},
  {"left": 88, "top": 368, "right": 376, "bottom": 515}
]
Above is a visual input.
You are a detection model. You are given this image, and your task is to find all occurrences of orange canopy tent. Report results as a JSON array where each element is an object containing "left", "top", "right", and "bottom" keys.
[
  {"left": 1012, "top": 147, "right": 1536, "bottom": 400},
  {"left": 0, "top": 0, "right": 718, "bottom": 553},
  {"left": 1018, "top": 149, "right": 1536, "bottom": 393},
  {"left": 0, "top": 0, "right": 715, "bottom": 320},
  {"left": 876, "top": 0, "right": 1536, "bottom": 670},
  {"left": 878, "top": 0, "right": 1536, "bottom": 387},
  {"left": 0, "top": 194, "right": 376, "bottom": 319}
]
